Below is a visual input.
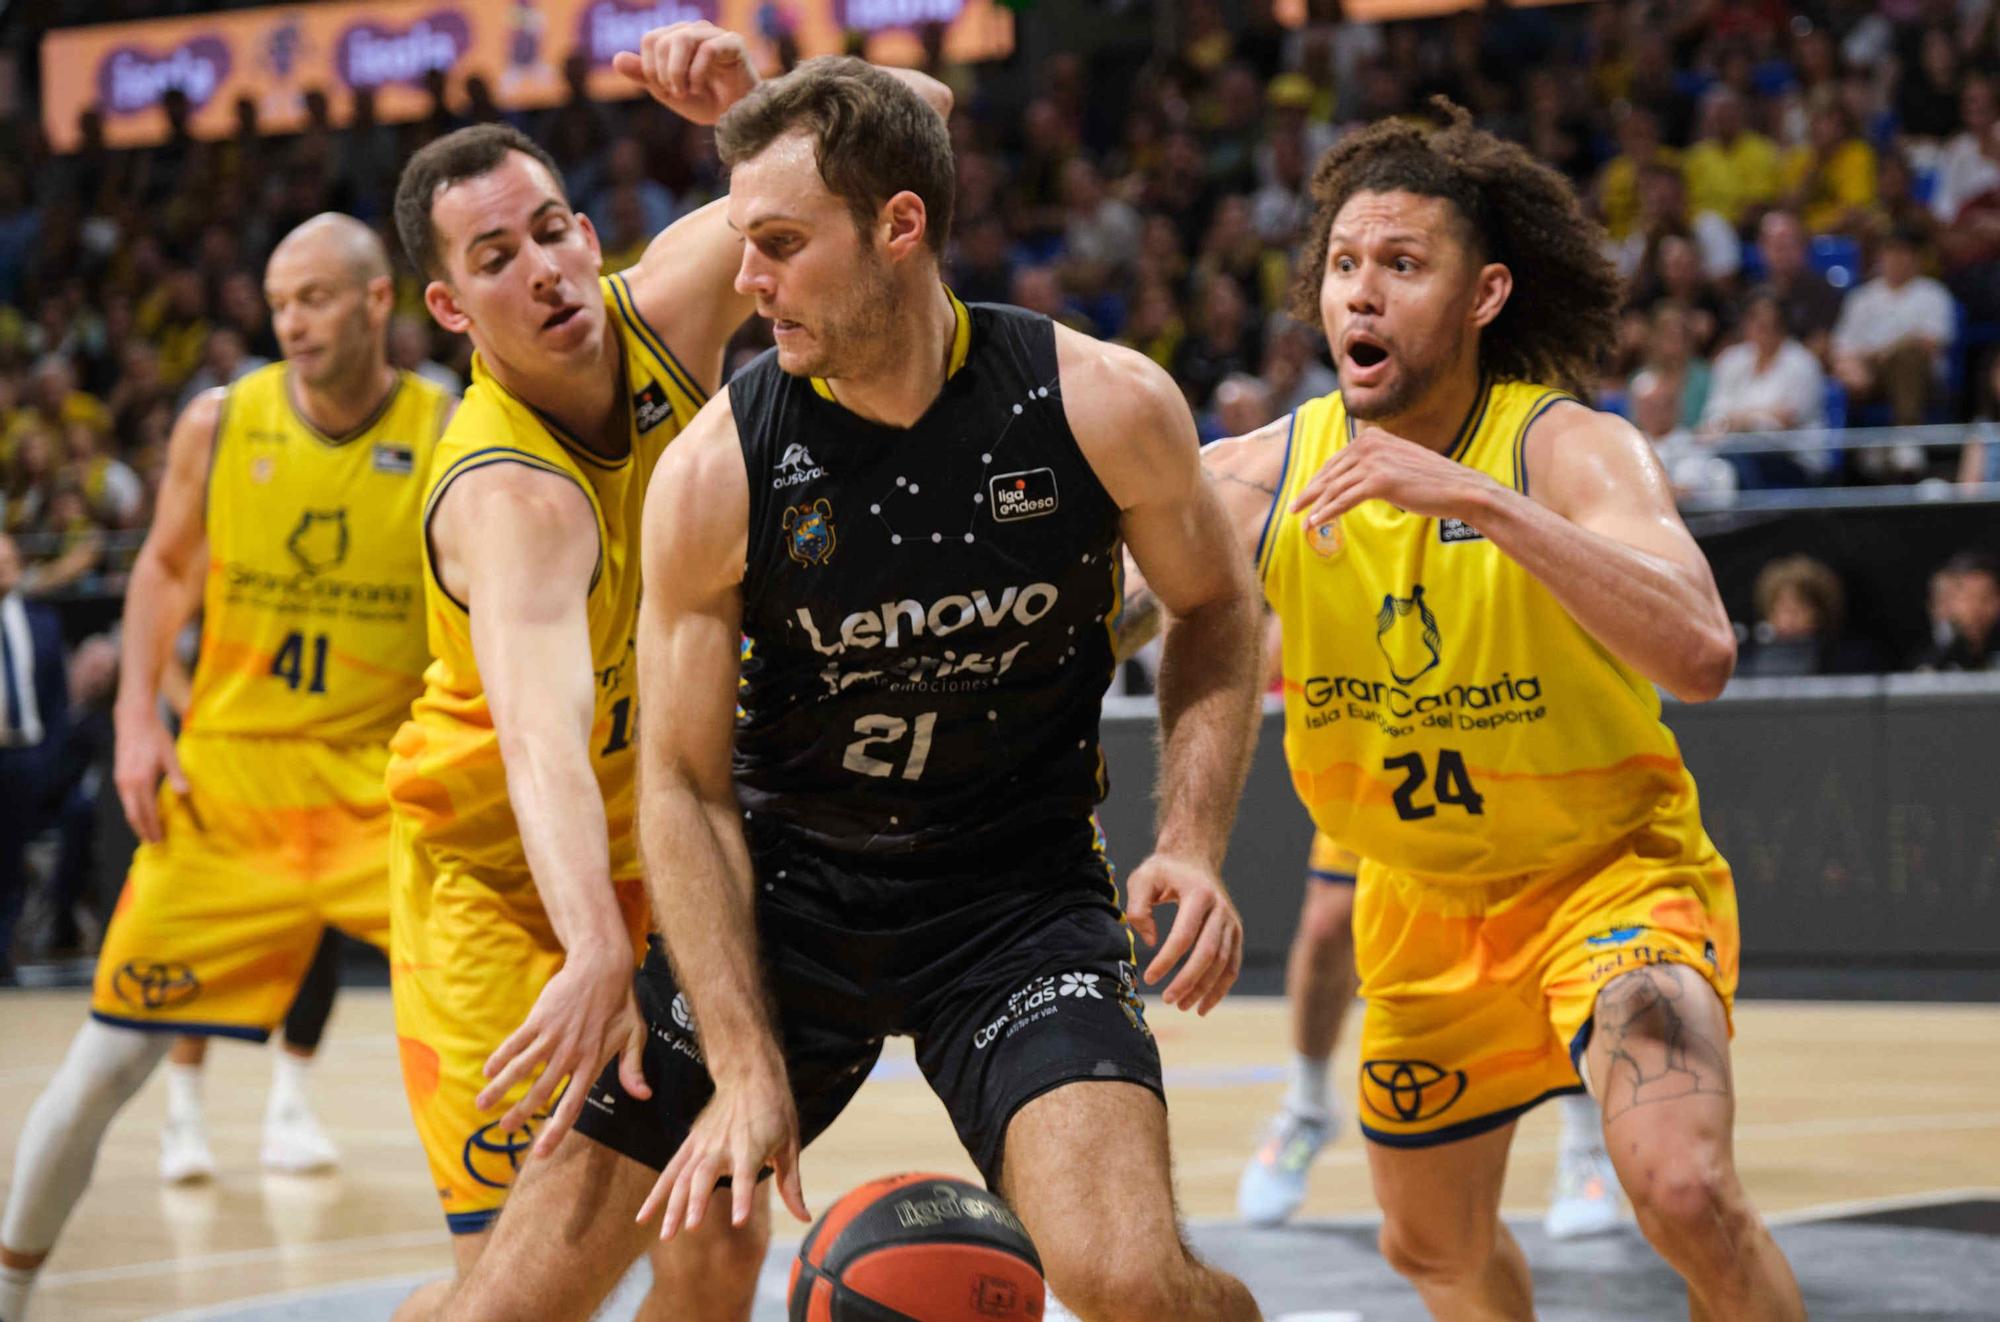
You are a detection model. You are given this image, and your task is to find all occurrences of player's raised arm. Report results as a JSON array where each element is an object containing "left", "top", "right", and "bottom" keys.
[
  {"left": 112, "top": 389, "right": 221, "bottom": 842},
  {"left": 617, "top": 27, "right": 953, "bottom": 397},
  {"left": 1114, "top": 417, "right": 1290, "bottom": 662},
  {"left": 427, "top": 463, "right": 648, "bottom": 1152},
  {"left": 1061, "top": 329, "right": 1263, "bottom": 1015},
  {"left": 632, "top": 393, "right": 810, "bottom": 1239}
]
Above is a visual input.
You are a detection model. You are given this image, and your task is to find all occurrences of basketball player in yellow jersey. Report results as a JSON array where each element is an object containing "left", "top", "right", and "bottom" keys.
[
  {"left": 1129, "top": 105, "right": 1807, "bottom": 1319},
  {"left": 381, "top": 25, "right": 951, "bottom": 1316},
  {"left": 0, "top": 215, "right": 452, "bottom": 1319}
]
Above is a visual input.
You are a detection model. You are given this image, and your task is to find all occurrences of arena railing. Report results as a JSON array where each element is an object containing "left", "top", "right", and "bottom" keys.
[{"left": 1678, "top": 423, "right": 2000, "bottom": 514}]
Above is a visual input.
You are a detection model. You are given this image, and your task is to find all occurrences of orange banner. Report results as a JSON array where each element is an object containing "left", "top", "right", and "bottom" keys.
[{"left": 40, "top": 0, "right": 1011, "bottom": 153}]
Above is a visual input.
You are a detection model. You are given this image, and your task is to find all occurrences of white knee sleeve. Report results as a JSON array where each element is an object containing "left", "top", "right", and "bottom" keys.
[{"left": 2, "top": 1019, "right": 171, "bottom": 1256}]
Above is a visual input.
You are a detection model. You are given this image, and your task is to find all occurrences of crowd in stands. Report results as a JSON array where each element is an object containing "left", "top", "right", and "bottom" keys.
[{"left": 0, "top": 0, "right": 1997, "bottom": 674}]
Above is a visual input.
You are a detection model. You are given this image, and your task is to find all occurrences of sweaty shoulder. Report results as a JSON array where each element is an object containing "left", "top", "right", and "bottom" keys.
[
  {"left": 1519, "top": 396, "right": 1678, "bottom": 518},
  {"left": 1052, "top": 323, "right": 1199, "bottom": 509}
]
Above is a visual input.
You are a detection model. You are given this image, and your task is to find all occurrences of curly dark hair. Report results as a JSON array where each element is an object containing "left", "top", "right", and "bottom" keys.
[{"left": 1289, "top": 99, "right": 1621, "bottom": 395}]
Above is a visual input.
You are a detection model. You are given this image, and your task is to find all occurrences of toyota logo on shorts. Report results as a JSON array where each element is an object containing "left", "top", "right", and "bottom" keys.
[
  {"left": 112, "top": 960, "right": 201, "bottom": 1010},
  {"left": 1360, "top": 1058, "right": 1468, "bottom": 1124}
]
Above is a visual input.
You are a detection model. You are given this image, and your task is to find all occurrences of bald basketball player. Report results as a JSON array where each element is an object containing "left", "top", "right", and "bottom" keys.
[{"left": 0, "top": 215, "right": 456, "bottom": 1321}]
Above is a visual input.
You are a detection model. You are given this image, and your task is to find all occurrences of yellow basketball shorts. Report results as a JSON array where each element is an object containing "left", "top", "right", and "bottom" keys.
[
  {"left": 91, "top": 734, "right": 391, "bottom": 1039},
  {"left": 1307, "top": 831, "right": 1359, "bottom": 885},
  {"left": 389, "top": 813, "right": 650, "bottom": 1234},
  {"left": 1352, "top": 824, "right": 1739, "bottom": 1148}
]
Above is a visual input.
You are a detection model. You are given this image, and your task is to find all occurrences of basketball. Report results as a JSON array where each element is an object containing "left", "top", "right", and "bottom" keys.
[{"left": 787, "top": 1173, "right": 1045, "bottom": 1322}]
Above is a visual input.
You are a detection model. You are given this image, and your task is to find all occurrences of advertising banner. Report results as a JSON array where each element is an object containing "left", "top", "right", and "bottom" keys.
[{"left": 41, "top": 0, "right": 1012, "bottom": 152}]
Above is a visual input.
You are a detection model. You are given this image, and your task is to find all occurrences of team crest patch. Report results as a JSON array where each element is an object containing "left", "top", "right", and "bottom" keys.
[
  {"left": 1375, "top": 584, "right": 1441, "bottom": 684},
  {"left": 286, "top": 509, "right": 350, "bottom": 576},
  {"left": 372, "top": 442, "right": 415, "bottom": 475},
  {"left": 1307, "top": 515, "right": 1344, "bottom": 558},
  {"left": 783, "top": 498, "right": 837, "bottom": 566},
  {"left": 632, "top": 380, "right": 673, "bottom": 433}
]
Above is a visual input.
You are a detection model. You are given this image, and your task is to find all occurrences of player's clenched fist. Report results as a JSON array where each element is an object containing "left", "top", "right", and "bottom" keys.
[{"left": 611, "top": 22, "right": 759, "bottom": 126}]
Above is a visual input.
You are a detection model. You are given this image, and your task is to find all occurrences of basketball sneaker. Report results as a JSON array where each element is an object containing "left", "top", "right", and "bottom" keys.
[
  {"left": 158, "top": 1112, "right": 216, "bottom": 1184},
  {"left": 1543, "top": 1137, "right": 1623, "bottom": 1240},
  {"left": 1236, "top": 1106, "right": 1333, "bottom": 1226},
  {"left": 261, "top": 1098, "right": 339, "bottom": 1173}
]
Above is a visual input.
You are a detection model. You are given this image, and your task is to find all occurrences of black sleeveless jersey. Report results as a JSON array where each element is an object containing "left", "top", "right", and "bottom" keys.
[{"left": 731, "top": 301, "right": 1122, "bottom": 869}]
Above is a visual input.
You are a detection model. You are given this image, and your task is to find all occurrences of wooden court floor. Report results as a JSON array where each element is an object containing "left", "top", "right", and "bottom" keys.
[{"left": 2, "top": 991, "right": 1997, "bottom": 1320}]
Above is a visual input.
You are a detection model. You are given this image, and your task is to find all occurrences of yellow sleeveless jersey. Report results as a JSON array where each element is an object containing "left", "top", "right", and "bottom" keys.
[
  {"left": 185, "top": 363, "right": 453, "bottom": 744},
  {"left": 1259, "top": 377, "right": 1711, "bottom": 884},
  {"left": 385, "top": 273, "right": 707, "bottom": 877}
]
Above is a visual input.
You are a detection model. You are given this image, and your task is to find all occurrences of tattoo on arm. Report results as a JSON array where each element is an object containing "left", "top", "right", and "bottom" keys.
[
  {"left": 1217, "top": 471, "right": 1279, "bottom": 498},
  {"left": 1114, "top": 584, "right": 1163, "bottom": 662},
  {"left": 1592, "top": 963, "right": 1731, "bottom": 1124}
]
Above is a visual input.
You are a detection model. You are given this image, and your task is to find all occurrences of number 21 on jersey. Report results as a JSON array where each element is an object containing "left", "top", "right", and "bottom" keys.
[{"left": 843, "top": 712, "right": 937, "bottom": 780}]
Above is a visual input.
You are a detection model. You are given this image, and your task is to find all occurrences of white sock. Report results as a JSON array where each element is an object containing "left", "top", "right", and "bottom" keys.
[
  {"left": 1284, "top": 1053, "right": 1332, "bottom": 1119},
  {"left": 267, "top": 1052, "right": 312, "bottom": 1120},
  {"left": 1, "top": 1261, "right": 38, "bottom": 1320},
  {"left": 1557, "top": 1092, "right": 1601, "bottom": 1152},
  {"left": 2, "top": 1020, "right": 170, "bottom": 1261},
  {"left": 164, "top": 1062, "right": 204, "bottom": 1124}
]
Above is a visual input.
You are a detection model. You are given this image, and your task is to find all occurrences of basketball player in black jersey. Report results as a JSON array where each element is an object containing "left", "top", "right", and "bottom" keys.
[{"left": 459, "top": 57, "right": 1267, "bottom": 1321}]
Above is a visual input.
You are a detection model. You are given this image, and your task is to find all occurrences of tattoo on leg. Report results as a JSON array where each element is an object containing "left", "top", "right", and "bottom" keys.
[{"left": 1593, "top": 965, "right": 1730, "bottom": 1123}]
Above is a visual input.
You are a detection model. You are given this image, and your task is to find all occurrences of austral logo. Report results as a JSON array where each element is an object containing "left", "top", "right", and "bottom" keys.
[
  {"left": 1360, "top": 1058, "right": 1467, "bottom": 1125},
  {"left": 773, "top": 442, "right": 826, "bottom": 489},
  {"left": 1586, "top": 926, "right": 1648, "bottom": 948},
  {"left": 783, "top": 498, "right": 837, "bottom": 566},
  {"left": 988, "top": 467, "right": 1059, "bottom": 522},
  {"left": 1375, "top": 584, "right": 1441, "bottom": 684},
  {"left": 286, "top": 509, "right": 350, "bottom": 576},
  {"left": 632, "top": 380, "right": 674, "bottom": 433},
  {"left": 112, "top": 960, "right": 201, "bottom": 1010}
]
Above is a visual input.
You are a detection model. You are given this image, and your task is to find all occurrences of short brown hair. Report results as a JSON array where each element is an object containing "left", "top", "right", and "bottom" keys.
[
  {"left": 716, "top": 56, "right": 954, "bottom": 254},
  {"left": 1754, "top": 555, "right": 1845, "bottom": 635},
  {"left": 1290, "top": 99, "right": 1622, "bottom": 395},
  {"left": 394, "top": 123, "right": 567, "bottom": 279}
]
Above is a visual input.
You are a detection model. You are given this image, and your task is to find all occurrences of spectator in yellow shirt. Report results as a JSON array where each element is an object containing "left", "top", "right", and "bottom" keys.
[
  {"left": 2, "top": 357, "right": 110, "bottom": 464},
  {"left": 1595, "top": 103, "right": 1681, "bottom": 241},
  {"left": 1782, "top": 98, "right": 1878, "bottom": 237},
  {"left": 1684, "top": 87, "right": 1780, "bottom": 228}
]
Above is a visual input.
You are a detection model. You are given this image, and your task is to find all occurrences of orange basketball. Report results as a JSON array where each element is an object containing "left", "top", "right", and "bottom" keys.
[{"left": 787, "top": 1173, "right": 1045, "bottom": 1322}]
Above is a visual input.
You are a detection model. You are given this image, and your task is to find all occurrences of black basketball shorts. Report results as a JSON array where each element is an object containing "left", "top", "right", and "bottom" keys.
[{"left": 573, "top": 847, "right": 1163, "bottom": 1187}]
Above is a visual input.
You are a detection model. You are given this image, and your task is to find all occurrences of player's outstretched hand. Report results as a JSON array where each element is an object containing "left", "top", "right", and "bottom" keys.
[
  {"left": 1125, "top": 852, "right": 1244, "bottom": 1015},
  {"left": 1289, "top": 424, "right": 1503, "bottom": 530},
  {"left": 612, "top": 22, "right": 758, "bottom": 126},
  {"left": 640, "top": 1064, "right": 810, "bottom": 1239},
  {"left": 477, "top": 944, "right": 650, "bottom": 1159},
  {"left": 113, "top": 703, "right": 188, "bottom": 844}
]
